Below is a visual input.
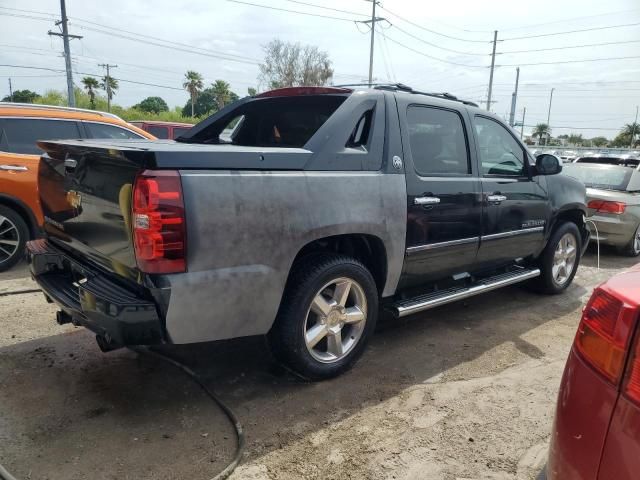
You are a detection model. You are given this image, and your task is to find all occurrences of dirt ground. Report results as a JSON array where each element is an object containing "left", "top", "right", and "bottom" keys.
[{"left": 1, "top": 249, "right": 637, "bottom": 480}]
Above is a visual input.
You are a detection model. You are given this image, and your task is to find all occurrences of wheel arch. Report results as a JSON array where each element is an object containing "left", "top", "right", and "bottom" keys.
[
  {"left": 551, "top": 207, "right": 588, "bottom": 250},
  {"left": 0, "top": 194, "right": 39, "bottom": 239}
]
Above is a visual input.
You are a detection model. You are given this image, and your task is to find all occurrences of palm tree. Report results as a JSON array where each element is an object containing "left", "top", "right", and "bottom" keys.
[
  {"left": 100, "top": 75, "right": 119, "bottom": 111},
  {"left": 211, "top": 80, "right": 232, "bottom": 110},
  {"left": 623, "top": 122, "right": 640, "bottom": 147},
  {"left": 81, "top": 77, "right": 100, "bottom": 109},
  {"left": 183, "top": 71, "right": 204, "bottom": 118},
  {"left": 532, "top": 123, "right": 551, "bottom": 146}
]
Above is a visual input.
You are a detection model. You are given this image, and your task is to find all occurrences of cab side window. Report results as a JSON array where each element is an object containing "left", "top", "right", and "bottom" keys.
[
  {"left": 474, "top": 116, "right": 525, "bottom": 176},
  {"left": 0, "top": 118, "right": 82, "bottom": 155},
  {"left": 407, "top": 106, "right": 470, "bottom": 176},
  {"left": 85, "top": 122, "right": 143, "bottom": 139}
]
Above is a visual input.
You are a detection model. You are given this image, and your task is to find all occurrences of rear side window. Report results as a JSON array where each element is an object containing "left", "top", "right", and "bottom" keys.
[
  {"left": 172, "top": 127, "right": 191, "bottom": 138},
  {"left": 146, "top": 125, "right": 169, "bottom": 139},
  {"left": 85, "top": 122, "right": 143, "bottom": 139},
  {"left": 0, "top": 118, "right": 82, "bottom": 155},
  {"left": 184, "top": 95, "right": 347, "bottom": 148},
  {"left": 407, "top": 106, "right": 470, "bottom": 176}
]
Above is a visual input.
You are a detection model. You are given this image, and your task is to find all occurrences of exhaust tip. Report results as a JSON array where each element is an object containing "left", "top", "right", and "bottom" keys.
[
  {"left": 56, "top": 310, "right": 72, "bottom": 325},
  {"left": 95, "top": 334, "right": 120, "bottom": 352}
]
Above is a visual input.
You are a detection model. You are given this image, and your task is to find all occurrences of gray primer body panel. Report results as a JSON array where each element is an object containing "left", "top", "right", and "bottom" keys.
[{"left": 165, "top": 170, "right": 407, "bottom": 344}]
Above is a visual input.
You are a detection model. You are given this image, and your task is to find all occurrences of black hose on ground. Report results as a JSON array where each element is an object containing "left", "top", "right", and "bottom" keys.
[
  {"left": 132, "top": 346, "right": 245, "bottom": 480},
  {"left": 0, "top": 345, "right": 245, "bottom": 480},
  {"left": 0, "top": 289, "right": 41, "bottom": 297}
]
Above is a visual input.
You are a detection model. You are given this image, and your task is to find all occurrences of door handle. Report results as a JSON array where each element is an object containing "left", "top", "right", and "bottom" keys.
[
  {"left": 0, "top": 164, "right": 28, "bottom": 172},
  {"left": 414, "top": 196, "right": 441, "bottom": 206},
  {"left": 487, "top": 194, "right": 507, "bottom": 204}
]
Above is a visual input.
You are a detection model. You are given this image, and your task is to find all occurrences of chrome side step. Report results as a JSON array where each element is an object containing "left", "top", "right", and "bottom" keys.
[{"left": 390, "top": 268, "right": 540, "bottom": 318}]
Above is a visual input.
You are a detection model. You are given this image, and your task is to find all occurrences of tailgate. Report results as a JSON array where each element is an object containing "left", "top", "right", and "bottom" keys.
[{"left": 37, "top": 140, "right": 149, "bottom": 279}]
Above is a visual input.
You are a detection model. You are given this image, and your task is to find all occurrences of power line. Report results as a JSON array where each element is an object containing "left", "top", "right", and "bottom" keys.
[
  {"left": 498, "top": 39, "right": 640, "bottom": 55},
  {"left": 499, "top": 8, "right": 640, "bottom": 32},
  {"left": 0, "top": 12, "right": 53, "bottom": 22},
  {"left": 502, "top": 22, "right": 640, "bottom": 41},
  {"left": 377, "top": 5, "right": 491, "bottom": 43},
  {"left": 225, "top": 0, "right": 357, "bottom": 22},
  {"left": 498, "top": 55, "right": 640, "bottom": 67},
  {"left": 383, "top": 34, "right": 488, "bottom": 68},
  {"left": 390, "top": 23, "right": 489, "bottom": 56},
  {"left": 282, "top": 0, "right": 368, "bottom": 17}
]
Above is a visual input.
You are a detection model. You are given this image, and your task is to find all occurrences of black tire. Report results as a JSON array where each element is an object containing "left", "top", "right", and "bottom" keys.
[
  {"left": 268, "top": 253, "right": 379, "bottom": 380},
  {"left": 533, "top": 222, "right": 582, "bottom": 294},
  {"left": 0, "top": 205, "right": 29, "bottom": 272},
  {"left": 617, "top": 224, "right": 640, "bottom": 257}
]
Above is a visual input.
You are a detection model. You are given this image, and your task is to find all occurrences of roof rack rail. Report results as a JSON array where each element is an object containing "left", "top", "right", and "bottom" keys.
[
  {"left": 333, "top": 83, "right": 479, "bottom": 107},
  {"left": 0, "top": 102, "right": 122, "bottom": 120}
]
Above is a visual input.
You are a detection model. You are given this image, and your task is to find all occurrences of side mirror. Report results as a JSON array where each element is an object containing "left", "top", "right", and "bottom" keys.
[{"left": 534, "top": 154, "right": 562, "bottom": 176}]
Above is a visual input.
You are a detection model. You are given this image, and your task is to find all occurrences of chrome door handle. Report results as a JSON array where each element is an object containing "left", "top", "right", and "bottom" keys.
[
  {"left": 0, "top": 164, "right": 28, "bottom": 172},
  {"left": 414, "top": 196, "right": 441, "bottom": 205},
  {"left": 487, "top": 194, "right": 507, "bottom": 203}
]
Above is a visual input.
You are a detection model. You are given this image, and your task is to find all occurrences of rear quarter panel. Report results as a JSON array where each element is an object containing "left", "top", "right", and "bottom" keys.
[
  {"left": 164, "top": 170, "right": 406, "bottom": 344},
  {"left": 597, "top": 395, "right": 640, "bottom": 480}
]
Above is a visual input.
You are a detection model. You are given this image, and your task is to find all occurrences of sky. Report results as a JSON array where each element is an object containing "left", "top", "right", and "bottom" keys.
[{"left": 1, "top": 0, "right": 639, "bottom": 139}]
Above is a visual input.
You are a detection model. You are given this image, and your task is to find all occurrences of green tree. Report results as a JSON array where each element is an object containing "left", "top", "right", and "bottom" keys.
[
  {"left": 183, "top": 70, "right": 204, "bottom": 118},
  {"left": 610, "top": 123, "right": 640, "bottom": 148},
  {"left": 182, "top": 85, "right": 239, "bottom": 117},
  {"left": 259, "top": 38, "right": 333, "bottom": 89},
  {"left": 81, "top": 77, "right": 100, "bottom": 109},
  {"left": 2, "top": 89, "right": 40, "bottom": 103},
  {"left": 567, "top": 133, "right": 583, "bottom": 146},
  {"left": 100, "top": 76, "right": 118, "bottom": 102},
  {"left": 531, "top": 123, "right": 551, "bottom": 146},
  {"left": 247, "top": 87, "right": 257, "bottom": 96},
  {"left": 211, "top": 80, "right": 232, "bottom": 109},
  {"left": 133, "top": 96, "right": 169, "bottom": 114},
  {"left": 590, "top": 136, "right": 609, "bottom": 147}
]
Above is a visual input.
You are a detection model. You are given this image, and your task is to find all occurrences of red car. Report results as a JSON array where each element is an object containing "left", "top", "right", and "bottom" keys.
[
  {"left": 545, "top": 263, "right": 640, "bottom": 479},
  {"left": 129, "top": 120, "right": 192, "bottom": 139}
]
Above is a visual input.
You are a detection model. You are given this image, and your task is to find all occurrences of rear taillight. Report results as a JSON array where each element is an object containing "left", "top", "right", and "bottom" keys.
[
  {"left": 587, "top": 199, "right": 626, "bottom": 214},
  {"left": 623, "top": 334, "right": 640, "bottom": 405},
  {"left": 132, "top": 170, "right": 186, "bottom": 274},
  {"left": 574, "top": 288, "right": 637, "bottom": 384}
]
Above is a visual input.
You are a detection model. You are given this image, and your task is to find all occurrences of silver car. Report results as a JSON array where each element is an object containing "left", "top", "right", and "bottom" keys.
[{"left": 562, "top": 163, "right": 640, "bottom": 256}]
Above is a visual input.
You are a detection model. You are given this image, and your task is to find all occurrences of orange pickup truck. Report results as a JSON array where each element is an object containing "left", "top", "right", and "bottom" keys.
[{"left": 0, "top": 103, "right": 154, "bottom": 270}]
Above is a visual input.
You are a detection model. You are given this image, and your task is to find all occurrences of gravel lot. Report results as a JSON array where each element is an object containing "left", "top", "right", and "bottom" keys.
[{"left": 1, "top": 249, "right": 637, "bottom": 480}]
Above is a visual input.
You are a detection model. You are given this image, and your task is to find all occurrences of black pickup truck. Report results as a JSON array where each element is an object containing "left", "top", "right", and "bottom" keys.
[{"left": 28, "top": 84, "right": 589, "bottom": 379}]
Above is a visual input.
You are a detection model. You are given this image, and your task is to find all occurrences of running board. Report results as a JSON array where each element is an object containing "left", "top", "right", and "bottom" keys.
[{"left": 390, "top": 268, "right": 541, "bottom": 318}]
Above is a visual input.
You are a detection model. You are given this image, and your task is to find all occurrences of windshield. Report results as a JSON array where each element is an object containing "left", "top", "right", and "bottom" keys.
[{"left": 562, "top": 164, "right": 632, "bottom": 191}]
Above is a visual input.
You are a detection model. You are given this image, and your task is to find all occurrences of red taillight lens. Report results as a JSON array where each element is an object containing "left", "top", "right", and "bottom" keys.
[
  {"left": 623, "top": 333, "right": 640, "bottom": 405},
  {"left": 587, "top": 199, "right": 626, "bottom": 214},
  {"left": 132, "top": 170, "right": 186, "bottom": 274},
  {"left": 574, "top": 288, "right": 636, "bottom": 384}
]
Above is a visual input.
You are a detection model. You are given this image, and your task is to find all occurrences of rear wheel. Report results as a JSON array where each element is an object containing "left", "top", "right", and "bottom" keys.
[
  {"left": 618, "top": 223, "right": 640, "bottom": 257},
  {"left": 268, "top": 254, "right": 378, "bottom": 380},
  {"left": 534, "top": 222, "right": 581, "bottom": 294},
  {"left": 0, "top": 206, "right": 29, "bottom": 272}
]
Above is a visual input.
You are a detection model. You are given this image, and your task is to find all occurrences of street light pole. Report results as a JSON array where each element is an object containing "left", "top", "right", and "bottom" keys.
[
  {"left": 508, "top": 67, "right": 520, "bottom": 127},
  {"left": 631, "top": 105, "right": 639, "bottom": 149},
  {"left": 546, "top": 87, "right": 555, "bottom": 146},
  {"left": 520, "top": 107, "right": 526, "bottom": 140},
  {"left": 486, "top": 30, "right": 498, "bottom": 111}
]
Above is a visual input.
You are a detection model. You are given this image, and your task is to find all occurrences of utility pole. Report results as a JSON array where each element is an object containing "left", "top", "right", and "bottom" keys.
[
  {"left": 48, "top": 0, "right": 82, "bottom": 107},
  {"left": 486, "top": 30, "right": 498, "bottom": 111},
  {"left": 546, "top": 87, "right": 555, "bottom": 146},
  {"left": 631, "top": 105, "right": 639, "bottom": 149},
  {"left": 8, "top": 78, "right": 13, "bottom": 102},
  {"left": 98, "top": 64, "right": 117, "bottom": 112},
  {"left": 520, "top": 107, "right": 526, "bottom": 140},
  {"left": 359, "top": 1, "right": 384, "bottom": 87},
  {"left": 508, "top": 67, "right": 520, "bottom": 127}
]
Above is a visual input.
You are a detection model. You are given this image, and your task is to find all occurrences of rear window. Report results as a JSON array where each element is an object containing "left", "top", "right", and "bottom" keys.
[
  {"left": 182, "top": 95, "right": 348, "bottom": 148},
  {"left": 84, "top": 122, "right": 143, "bottom": 139},
  {"left": 562, "top": 164, "right": 632, "bottom": 191},
  {"left": 146, "top": 125, "right": 170, "bottom": 139},
  {"left": 172, "top": 126, "right": 191, "bottom": 139},
  {"left": 0, "top": 118, "right": 82, "bottom": 155}
]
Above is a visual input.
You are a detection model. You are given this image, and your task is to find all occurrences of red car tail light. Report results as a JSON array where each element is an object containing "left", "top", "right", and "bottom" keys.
[
  {"left": 575, "top": 288, "right": 637, "bottom": 384},
  {"left": 623, "top": 334, "right": 640, "bottom": 405},
  {"left": 132, "top": 170, "right": 186, "bottom": 274},
  {"left": 587, "top": 200, "right": 627, "bottom": 214}
]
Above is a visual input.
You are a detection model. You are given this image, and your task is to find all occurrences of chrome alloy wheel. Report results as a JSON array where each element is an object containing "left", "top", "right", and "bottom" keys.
[
  {"left": 633, "top": 224, "right": 640, "bottom": 255},
  {"left": 552, "top": 232, "right": 577, "bottom": 286},
  {"left": 304, "top": 277, "right": 368, "bottom": 363},
  {"left": 0, "top": 215, "right": 19, "bottom": 264}
]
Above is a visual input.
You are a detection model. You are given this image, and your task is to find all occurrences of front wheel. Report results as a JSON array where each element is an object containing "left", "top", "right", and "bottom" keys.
[
  {"left": 0, "top": 206, "right": 29, "bottom": 272},
  {"left": 268, "top": 254, "right": 378, "bottom": 380},
  {"left": 534, "top": 222, "right": 581, "bottom": 294}
]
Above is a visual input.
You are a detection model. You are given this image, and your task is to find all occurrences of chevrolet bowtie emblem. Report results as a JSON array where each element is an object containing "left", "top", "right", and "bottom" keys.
[{"left": 67, "top": 190, "right": 82, "bottom": 209}]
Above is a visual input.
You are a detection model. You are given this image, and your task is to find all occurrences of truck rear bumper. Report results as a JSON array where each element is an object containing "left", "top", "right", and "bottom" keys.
[{"left": 26, "top": 239, "right": 165, "bottom": 350}]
